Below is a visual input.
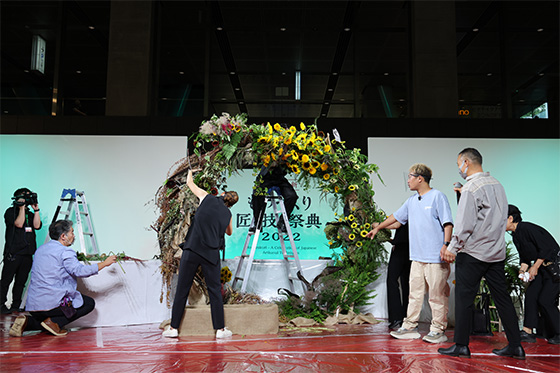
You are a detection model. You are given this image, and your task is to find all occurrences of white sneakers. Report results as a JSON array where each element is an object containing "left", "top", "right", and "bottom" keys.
[
  {"left": 216, "top": 327, "right": 233, "bottom": 339},
  {"left": 390, "top": 327, "right": 421, "bottom": 339},
  {"left": 389, "top": 327, "right": 447, "bottom": 343},
  {"left": 162, "top": 325, "right": 178, "bottom": 338},
  {"left": 162, "top": 325, "right": 233, "bottom": 339},
  {"left": 422, "top": 331, "right": 448, "bottom": 343}
]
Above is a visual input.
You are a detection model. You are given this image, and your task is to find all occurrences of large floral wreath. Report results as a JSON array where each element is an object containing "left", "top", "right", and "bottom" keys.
[{"left": 154, "top": 113, "right": 390, "bottom": 319}]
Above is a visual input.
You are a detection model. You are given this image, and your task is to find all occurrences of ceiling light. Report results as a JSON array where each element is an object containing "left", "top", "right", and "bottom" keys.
[
  {"left": 229, "top": 71, "right": 236, "bottom": 75},
  {"left": 216, "top": 27, "right": 223, "bottom": 31},
  {"left": 324, "top": 102, "right": 330, "bottom": 105},
  {"left": 234, "top": 87, "right": 240, "bottom": 91},
  {"left": 280, "top": 27, "right": 286, "bottom": 31},
  {"left": 23, "top": 69, "right": 29, "bottom": 73},
  {"left": 88, "top": 26, "right": 95, "bottom": 30},
  {"left": 332, "top": 72, "right": 338, "bottom": 76},
  {"left": 538, "top": 72, "right": 545, "bottom": 76},
  {"left": 161, "top": 98, "right": 168, "bottom": 100},
  {"left": 339, "top": 98, "right": 345, "bottom": 101},
  {"left": 344, "top": 27, "right": 351, "bottom": 32},
  {"left": 383, "top": 72, "right": 389, "bottom": 76},
  {"left": 472, "top": 28, "right": 479, "bottom": 32},
  {"left": 486, "top": 72, "right": 492, "bottom": 76},
  {"left": 221, "top": 97, "right": 227, "bottom": 101},
  {"left": 519, "top": 99, "right": 525, "bottom": 102},
  {"left": 179, "top": 71, "right": 184, "bottom": 75},
  {"left": 399, "top": 98, "right": 405, "bottom": 102},
  {"left": 537, "top": 28, "right": 544, "bottom": 32},
  {"left": 327, "top": 88, "right": 333, "bottom": 91},
  {"left": 76, "top": 70, "right": 82, "bottom": 74},
  {"left": 239, "top": 101, "right": 244, "bottom": 104},
  {"left": 459, "top": 99, "right": 465, "bottom": 102}
]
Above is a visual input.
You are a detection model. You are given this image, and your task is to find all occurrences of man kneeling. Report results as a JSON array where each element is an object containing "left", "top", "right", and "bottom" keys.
[{"left": 9, "top": 220, "right": 116, "bottom": 337}]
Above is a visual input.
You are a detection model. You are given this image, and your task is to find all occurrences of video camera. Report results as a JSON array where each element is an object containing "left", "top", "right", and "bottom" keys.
[{"left": 12, "top": 192, "right": 38, "bottom": 207}]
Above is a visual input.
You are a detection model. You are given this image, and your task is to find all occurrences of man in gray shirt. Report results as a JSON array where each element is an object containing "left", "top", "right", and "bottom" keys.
[{"left": 438, "top": 148, "right": 525, "bottom": 359}]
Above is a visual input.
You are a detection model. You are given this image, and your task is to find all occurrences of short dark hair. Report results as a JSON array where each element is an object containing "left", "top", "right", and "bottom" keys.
[
  {"left": 14, "top": 188, "right": 32, "bottom": 197},
  {"left": 508, "top": 204, "right": 523, "bottom": 223},
  {"left": 49, "top": 220, "right": 73, "bottom": 240},
  {"left": 458, "top": 148, "right": 483, "bottom": 165}
]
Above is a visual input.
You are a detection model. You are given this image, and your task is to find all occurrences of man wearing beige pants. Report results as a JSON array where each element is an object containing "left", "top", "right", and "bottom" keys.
[{"left": 367, "top": 163, "right": 453, "bottom": 343}]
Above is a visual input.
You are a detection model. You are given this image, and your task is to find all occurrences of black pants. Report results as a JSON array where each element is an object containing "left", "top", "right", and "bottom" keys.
[
  {"left": 26, "top": 294, "right": 95, "bottom": 331},
  {"left": 0, "top": 254, "right": 33, "bottom": 309},
  {"left": 252, "top": 180, "right": 298, "bottom": 226},
  {"left": 170, "top": 249, "right": 224, "bottom": 330},
  {"left": 523, "top": 270, "right": 560, "bottom": 335},
  {"left": 386, "top": 244, "right": 411, "bottom": 323},
  {"left": 454, "top": 253, "right": 521, "bottom": 347}
]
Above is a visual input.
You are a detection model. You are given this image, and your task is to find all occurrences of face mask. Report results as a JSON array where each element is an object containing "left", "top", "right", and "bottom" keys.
[{"left": 458, "top": 160, "right": 468, "bottom": 179}]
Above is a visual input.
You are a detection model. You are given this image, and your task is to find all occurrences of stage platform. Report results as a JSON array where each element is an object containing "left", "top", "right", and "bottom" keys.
[{"left": 2, "top": 313, "right": 558, "bottom": 372}]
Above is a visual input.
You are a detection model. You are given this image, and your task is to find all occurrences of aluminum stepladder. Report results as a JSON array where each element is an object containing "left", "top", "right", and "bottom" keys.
[
  {"left": 232, "top": 189, "right": 305, "bottom": 294},
  {"left": 48, "top": 189, "right": 99, "bottom": 255}
]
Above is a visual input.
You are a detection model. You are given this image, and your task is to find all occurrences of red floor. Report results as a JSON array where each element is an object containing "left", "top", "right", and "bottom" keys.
[{"left": 1, "top": 312, "right": 559, "bottom": 372}]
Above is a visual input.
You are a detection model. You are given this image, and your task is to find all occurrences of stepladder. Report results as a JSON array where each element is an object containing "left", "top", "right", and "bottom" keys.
[
  {"left": 232, "top": 189, "right": 305, "bottom": 294},
  {"left": 48, "top": 189, "right": 99, "bottom": 255}
]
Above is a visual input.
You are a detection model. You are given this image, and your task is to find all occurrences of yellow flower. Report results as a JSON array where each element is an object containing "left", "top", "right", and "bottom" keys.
[
  {"left": 324, "top": 144, "right": 332, "bottom": 152},
  {"left": 274, "top": 123, "right": 282, "bottom": 131},
  {"left": 333, "top": 168, "right": 340, "bottom": 175},
  {"left": 300, "top": 122, "right": 306, "bottom": 130},
  {"left": 302, "top": 162, "right": 311, "bottom": 170},
  {"left": 349, "top": 233, "right": 356, "bottom": 240},
  {"left": 289, "top": 126, "right": 296, "bottom": 133},
  {"left": 267, "top": 123, "right": 273, "bottom": 134},
  {"left": 364, "top": 223, "right": 371, "bottom": 229},
  {"left": 278, "top": 147, "right": 284, "bottom": 156},
  {"left": 301, "top": 154, "right": 310, "bottom": 163},
  {"left": 334, "top": 186, "right": 339, "bottom": 193},
  {"left": 292, "top": 165, "right": 300, "bottom": 174},
  {"left": 309, "top": 167, "right": 317, "bottom": 175},
  {"left": 351, "top": 222, "right": 358, "bottom": 229},
  {"left": 291, "top": 151, "right": 299, "bottom": 161},
  {"left": 360, "top": 230, "right": 368, "bottom": 237},
  {"left": 323, "top": 174, "right": 330, "bottom": 180},
  {"left": 258, "top": 136, "right": 268, "bottom": 144},
  {"left": 348, "top": 214, "right": 355, "bottom": 221},
  {"left": 349, "top": 185, "right": 356, "bottom": 191},
  {"left": 356, "top": 241, "right": 363, "bottom": 247},
  {"left": 263, "top": 155, "right": 271, "bottom": 165},
  {"left": 321, "top": 163, "right": 328, "bottom": 171},
  {"left": 284, "top": 136, "right": 293, "bottom": 145}
]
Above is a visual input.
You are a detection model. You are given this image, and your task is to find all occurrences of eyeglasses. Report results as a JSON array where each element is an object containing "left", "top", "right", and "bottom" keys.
[{"left": 408, "top": 173, "right": 420, "bottom": 179}]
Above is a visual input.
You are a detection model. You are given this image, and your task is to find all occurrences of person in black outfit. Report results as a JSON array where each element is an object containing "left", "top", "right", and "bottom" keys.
[
  {"left": 386, "top": 223, "right": 411, "bottom": 330},
  {"left": 163, "top": 169, "right": 239, "bottom": 339},
  {"left": 1, "top": 188, "right": 42, "bottom": 314},
  {"left": 251, "top": 165, "right": 298, "bottom": 233},
  {"left": 506, "top": 204, "right": 560, "bottom": 345}
]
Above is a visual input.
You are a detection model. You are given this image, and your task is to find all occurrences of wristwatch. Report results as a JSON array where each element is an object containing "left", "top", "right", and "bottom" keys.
[{"left": 443, "top": 241, "right": 450, "bottom": 246}]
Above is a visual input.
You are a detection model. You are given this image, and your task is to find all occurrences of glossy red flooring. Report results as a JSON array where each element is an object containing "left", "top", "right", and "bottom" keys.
[{"left": 1, "top": 312, "right": 559, "bottom": 372}]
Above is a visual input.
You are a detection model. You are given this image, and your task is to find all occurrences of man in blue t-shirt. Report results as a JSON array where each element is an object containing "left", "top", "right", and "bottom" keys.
[{"left": 367, "top": 163, "right": 453, "bottom": 343}]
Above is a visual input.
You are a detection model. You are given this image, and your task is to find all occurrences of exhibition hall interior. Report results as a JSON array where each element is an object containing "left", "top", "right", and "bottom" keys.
[{"left": 1, "top": 1, "right": 559, "bottom": 371}]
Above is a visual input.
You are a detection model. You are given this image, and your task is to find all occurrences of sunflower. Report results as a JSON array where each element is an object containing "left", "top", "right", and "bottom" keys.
[
  {"left": 320, "top": 163, "right": 328, "bottom": 171},
  {"left": 356, "top": 241, "right": 363, "bottom": 247},
  {"left": 360, "top": 230, "right": 369, "bottom": 237},
  {"left": 351, "top": 222, "right": 358, "bottom": 229},
  {"left": 220, "top": 266, "right": 232, "bottom": 283},
  {"left": 300, "top": 122, "right": 306, "bottom": 130},
  {"left": 309, "top": 167, "right": 317, "bottom": 175},
  {"left": 349, "top": 185, "right": 357, "bottom": 191},
  {"left": 274, "top": 123, "right": 282, "bottom": 131},
  {"left": 348, "top": 214, "right": 355, "bottom": 221},
  {"left": 324, "top": 144, "right": 332, "bottom": 152},
  {"left": 333, "top": 168, "right": 340, "bottom": 175},
  {"left": 302, "top": 162, "right": 311, "bottom": 170},
  {"left": 349, "top": 233, "right": 356, "bottom": 240},
  {"left": 301, "top": 154, "right": 310, "bottom": 163},
  {"left": 334, "top": 186, "right": 339, "bottom": 193},
  {"left": 291, "top": 151, "right": 299, "bottom": 161},
  {"left": 323, "top": 174, "right": 330, "bottom": 180}
]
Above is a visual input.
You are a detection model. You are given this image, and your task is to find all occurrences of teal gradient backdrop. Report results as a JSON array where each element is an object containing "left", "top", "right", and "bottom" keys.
[{"left": 368, "top": 138, "right": 560, "bottom": 243}]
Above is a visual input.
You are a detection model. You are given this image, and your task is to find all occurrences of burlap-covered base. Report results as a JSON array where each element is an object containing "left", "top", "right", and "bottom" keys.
[{"left": 162, "top": 304, "right": 279, "bottom": 336}]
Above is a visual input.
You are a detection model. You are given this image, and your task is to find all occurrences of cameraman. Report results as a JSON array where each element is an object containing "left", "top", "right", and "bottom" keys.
[{"left": 1, "top": 188, "right": 42, "bottom": 314}]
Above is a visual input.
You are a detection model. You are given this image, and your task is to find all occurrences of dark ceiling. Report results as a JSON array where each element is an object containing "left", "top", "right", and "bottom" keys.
[{"left": 1, "top": 0, "right": 558, "bottom": 118}]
